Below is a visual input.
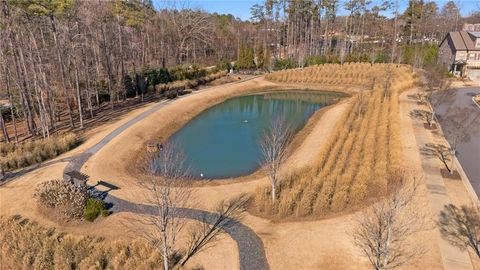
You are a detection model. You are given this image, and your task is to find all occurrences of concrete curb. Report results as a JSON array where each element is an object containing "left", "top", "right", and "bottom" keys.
[
  {"left": 434, "top": 113, "right": 479, "bottom": 205},
  {"left": 473, "top": 96, "right": 480, "bottom": 109}
]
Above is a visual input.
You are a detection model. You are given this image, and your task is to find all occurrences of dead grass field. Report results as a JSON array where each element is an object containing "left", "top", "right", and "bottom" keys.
[
  {"left": 256, "top": 64, "right": 418, "bottom": 218},
  {"left": 0, "top": 65, "right": 454, "bottom": 269}
]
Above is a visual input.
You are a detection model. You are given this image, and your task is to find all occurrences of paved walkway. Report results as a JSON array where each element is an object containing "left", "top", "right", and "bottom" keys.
[
  {"left": 401, "top": 89, "right": 474, "bottom": 270},
  {"left": 61, "top": 78, "right": 269, "bottom": 270}
]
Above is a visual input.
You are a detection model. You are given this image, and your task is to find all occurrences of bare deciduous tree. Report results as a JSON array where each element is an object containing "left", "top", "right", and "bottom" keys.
[
  {"left": 439, "top": 204, "right": 480, "bottom": 258},
  {"left": 137, "top": 142, "right": 249, "bottom": 270},
  {"left": 441, "top": 107, "right": 480, "bottom": 174},
  {"left": 421, "top": 143, "right": 453, "bottom": 173},
  {"left": 179, "top": 194, "right": 249, "bottom": 267},
  {"left": 352, "top": 173, "right": 426, "bottom": 270},
  {"left": 260, "top": 117, "right": 292, "bottom": 203},
  {"left": 423, "top": 65, "right": 453, "bottom": 127}
]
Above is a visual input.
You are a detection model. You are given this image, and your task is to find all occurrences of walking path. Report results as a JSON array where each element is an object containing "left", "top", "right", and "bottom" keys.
[
  {"left": 400, "top": 89, "right": 475, "bottom": 270},
  {"left": 61, "top": 77, "right": 269, "bottom": 270}
]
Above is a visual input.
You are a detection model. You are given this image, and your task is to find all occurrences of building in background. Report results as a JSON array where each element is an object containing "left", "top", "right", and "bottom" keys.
[{"left": 439, "top": 30, "right": 480, "bottom": 81}]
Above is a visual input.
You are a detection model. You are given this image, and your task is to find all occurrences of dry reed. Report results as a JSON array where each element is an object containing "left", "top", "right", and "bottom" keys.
[
  {"left": 0, "top": 133, "right": 80, "bottom": 172},
  {"left": 0, "top": 215, "right": 162, "bottom": 270},
  {"left": 255, "top": 63, "right": 416, "bottom": 219}
]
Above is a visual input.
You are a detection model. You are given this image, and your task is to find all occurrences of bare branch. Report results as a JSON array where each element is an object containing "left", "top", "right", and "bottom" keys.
[
  {"left": 260, "top": 116, "right": 292, "bottom": 203},
  {"left": 352, "top": 171, "right": 427, "bottom": 270}
]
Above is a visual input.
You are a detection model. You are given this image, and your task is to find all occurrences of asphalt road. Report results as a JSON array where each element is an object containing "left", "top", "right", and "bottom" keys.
[{"left": 435, "top": 87, "right": 480, "bottom": 196}]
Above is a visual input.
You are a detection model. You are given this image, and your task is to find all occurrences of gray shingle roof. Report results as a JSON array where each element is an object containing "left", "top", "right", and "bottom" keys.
[{"left": 444, "top": 31, "right": 480, "bottom": 51}]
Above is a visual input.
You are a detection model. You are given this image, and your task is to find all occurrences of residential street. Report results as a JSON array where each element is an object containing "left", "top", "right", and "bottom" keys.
[{"left": 435, "top": 87, "right": 480, "bottom": 196}]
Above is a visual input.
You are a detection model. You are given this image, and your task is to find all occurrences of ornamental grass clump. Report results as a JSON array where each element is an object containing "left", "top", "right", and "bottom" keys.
[
  {"left": 0, "top": 132, "right": 79, "bottom": 172},
  {"left": 34, "top": 179, "right": 88, "bottom": 220},
  {"left": 256, "top": 63, "right": 416, "bottom": 219},
  {"left": 0, "top": 215, "right": 163, "bottom": 269}
]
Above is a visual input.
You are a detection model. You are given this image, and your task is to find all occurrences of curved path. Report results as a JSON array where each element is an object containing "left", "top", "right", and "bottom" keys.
[{"left": 62, "top": 84, "right": 269, "bottom": 270}]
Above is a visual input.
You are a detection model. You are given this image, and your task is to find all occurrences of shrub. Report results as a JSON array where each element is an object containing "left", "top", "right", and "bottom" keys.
[
  {"left": 165, "top": 90, "right": 178, "bottom": 99},
  {"left": 305, "top": 55, "right": 328, "bottom": 66},
  {"left": 216, "top": 59, "right": 232, "bottom": 71},
  {"left": 375, "top": 53, "right": 389, "bottom": 63},
  {"left": 273, "top": 58, "right": 297, "bottom": 71},
  {"left": 34, "top": 179, "right": 88, "bottom": 220},
  {"left": 83, "top": 198, "right": 109, "bottom": 222},
  {"left": 236, "top": 45, "right": 256, "bottom": 70}
]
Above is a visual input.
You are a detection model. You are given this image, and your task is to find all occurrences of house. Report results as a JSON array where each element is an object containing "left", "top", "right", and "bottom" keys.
[{"left": 439, "top": 31, "right": 480, "bottom": 81}]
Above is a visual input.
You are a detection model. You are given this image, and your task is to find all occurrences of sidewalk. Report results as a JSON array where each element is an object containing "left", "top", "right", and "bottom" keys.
[{"left": 400, "top": 89, "right": 475, "bottom": 270}]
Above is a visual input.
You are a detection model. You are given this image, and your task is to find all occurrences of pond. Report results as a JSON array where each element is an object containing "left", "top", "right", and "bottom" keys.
[{"left": 164, "top": 90, "right": 345, "bottom": 179}]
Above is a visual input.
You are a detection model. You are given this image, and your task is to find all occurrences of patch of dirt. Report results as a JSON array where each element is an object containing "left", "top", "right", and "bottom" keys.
[
  {"left": 440, "top": 169, "right": 461, "bottom": 180},
  {"left": 424, "top": 123, "right": 438, "bottom": 130}
]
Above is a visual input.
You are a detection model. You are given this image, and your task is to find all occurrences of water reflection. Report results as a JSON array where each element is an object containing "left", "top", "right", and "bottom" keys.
[{"left": 160, "top": 90, "right": 344, "bottom": 179}]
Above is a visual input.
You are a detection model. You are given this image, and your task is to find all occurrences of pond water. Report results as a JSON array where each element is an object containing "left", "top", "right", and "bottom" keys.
[{"left": 165, "top": 90, "right": 345, "bottom": 179}]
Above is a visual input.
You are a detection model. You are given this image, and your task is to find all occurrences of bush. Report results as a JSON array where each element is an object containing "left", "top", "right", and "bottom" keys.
[
  {"left": 34, "top": 179, "right": 88, "bottom": 220},
  {"left": 305, "top": 55, "right": 328, "bottom": 66},
  {"left": 375, "top": 53, "right": 389, "bottom": 63},
  {"left": 236, "top": 45, "right": 256, "bottom": 70},
  {"left": 216, "top": 59, "right": 232, "bottom": 71},
  {"left": 165, "top": 90, "right": 178, "bottom": 99},
  {"left": 83, "top": 198, "right": 109, "bottom": 222},
  {"left": 273, "top": 58, "right": 297, "bottom": 71}
]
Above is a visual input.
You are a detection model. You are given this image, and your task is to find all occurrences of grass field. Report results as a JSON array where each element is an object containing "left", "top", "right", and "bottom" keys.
[
  {"left": 256, "top": 63, "right": 418, "bottom": 218},
  {"left": 0, "top": 133, "right": 79, "bottom": 172},
  {"left": 0, "top": 215, "right": 162, "bottom": 269}
]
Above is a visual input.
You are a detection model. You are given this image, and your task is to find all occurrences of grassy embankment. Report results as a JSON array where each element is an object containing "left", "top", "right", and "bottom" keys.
[
  {"left": 0, "top": 133, "right": 79, "bottom": 172},
  {"left": 0, "top": 215, "right": 162, "bottom": 269},
  {"left": 254, "top": 63, "right": 418, "bottom": 219}
]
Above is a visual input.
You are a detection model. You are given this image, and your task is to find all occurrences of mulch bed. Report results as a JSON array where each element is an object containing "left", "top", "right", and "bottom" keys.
[
  {"left": 423, "top": 123, "right": 437, "bottom": 130},
  {"left": 441, "top": 169, "right": 461, "bottom": 180}
]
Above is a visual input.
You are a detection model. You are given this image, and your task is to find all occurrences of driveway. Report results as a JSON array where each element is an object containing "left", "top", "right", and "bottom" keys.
[{"left": 435, "top": 87, "right": 480, "bottom": 196}]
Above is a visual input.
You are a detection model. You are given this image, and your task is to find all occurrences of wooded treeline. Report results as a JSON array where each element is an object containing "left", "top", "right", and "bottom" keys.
[
  {"left": 246, "top": 0, "right": 477, "bottom": 68},
  {"left": 0, "top": 0, "right": 245, "bottom": 143},
  {"left": 0, "top": 0, "right": 479, "bottom": 144}
]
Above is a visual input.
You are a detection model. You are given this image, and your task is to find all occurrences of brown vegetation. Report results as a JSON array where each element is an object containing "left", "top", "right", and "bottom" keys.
[
  {"left": 255, "top": 63, "right": 417, "bottom": 219},
  {"left": 0, "top": 133, "right": 79, "bottom": 172},
  {"left": 34, "top": 179, "right": 88, "bottom": 221},
  {"left": 0, "top": 215, "right": 163, "bottom": 270},
  {"left": 155, "top": 71, "right": 228, "bottom": 93}
]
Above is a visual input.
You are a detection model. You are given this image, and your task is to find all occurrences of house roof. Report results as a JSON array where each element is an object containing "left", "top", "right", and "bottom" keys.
[
  {"left": 442, "top": 31, "right": 480, "bottom": 51},
  {"left": 469, "top": 32, "right": 480, "bottom": 38}
]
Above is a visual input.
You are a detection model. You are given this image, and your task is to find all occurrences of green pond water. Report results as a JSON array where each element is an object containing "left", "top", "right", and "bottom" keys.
[{"left": 166, "top": 90, "right": 344, "bottom": 179}]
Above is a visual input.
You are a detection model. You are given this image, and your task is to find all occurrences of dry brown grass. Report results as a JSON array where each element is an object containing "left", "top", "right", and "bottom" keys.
[
  {"left": 155, "top": 70, "right": 228, "bottom": 93},
  {"left": 0, "top": 215, "right": 163, "bottom": 270},
  {"left": 0, "top": 132, "right": 80, "bottom": 172},
  {"left": 255, "top": 63, "right": 418, "bottom": 219}
]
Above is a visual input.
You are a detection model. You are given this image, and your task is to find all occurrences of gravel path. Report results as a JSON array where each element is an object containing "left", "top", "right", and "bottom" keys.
[{"left": 62, "top": 80, "right": 269, "bottom": 270}]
